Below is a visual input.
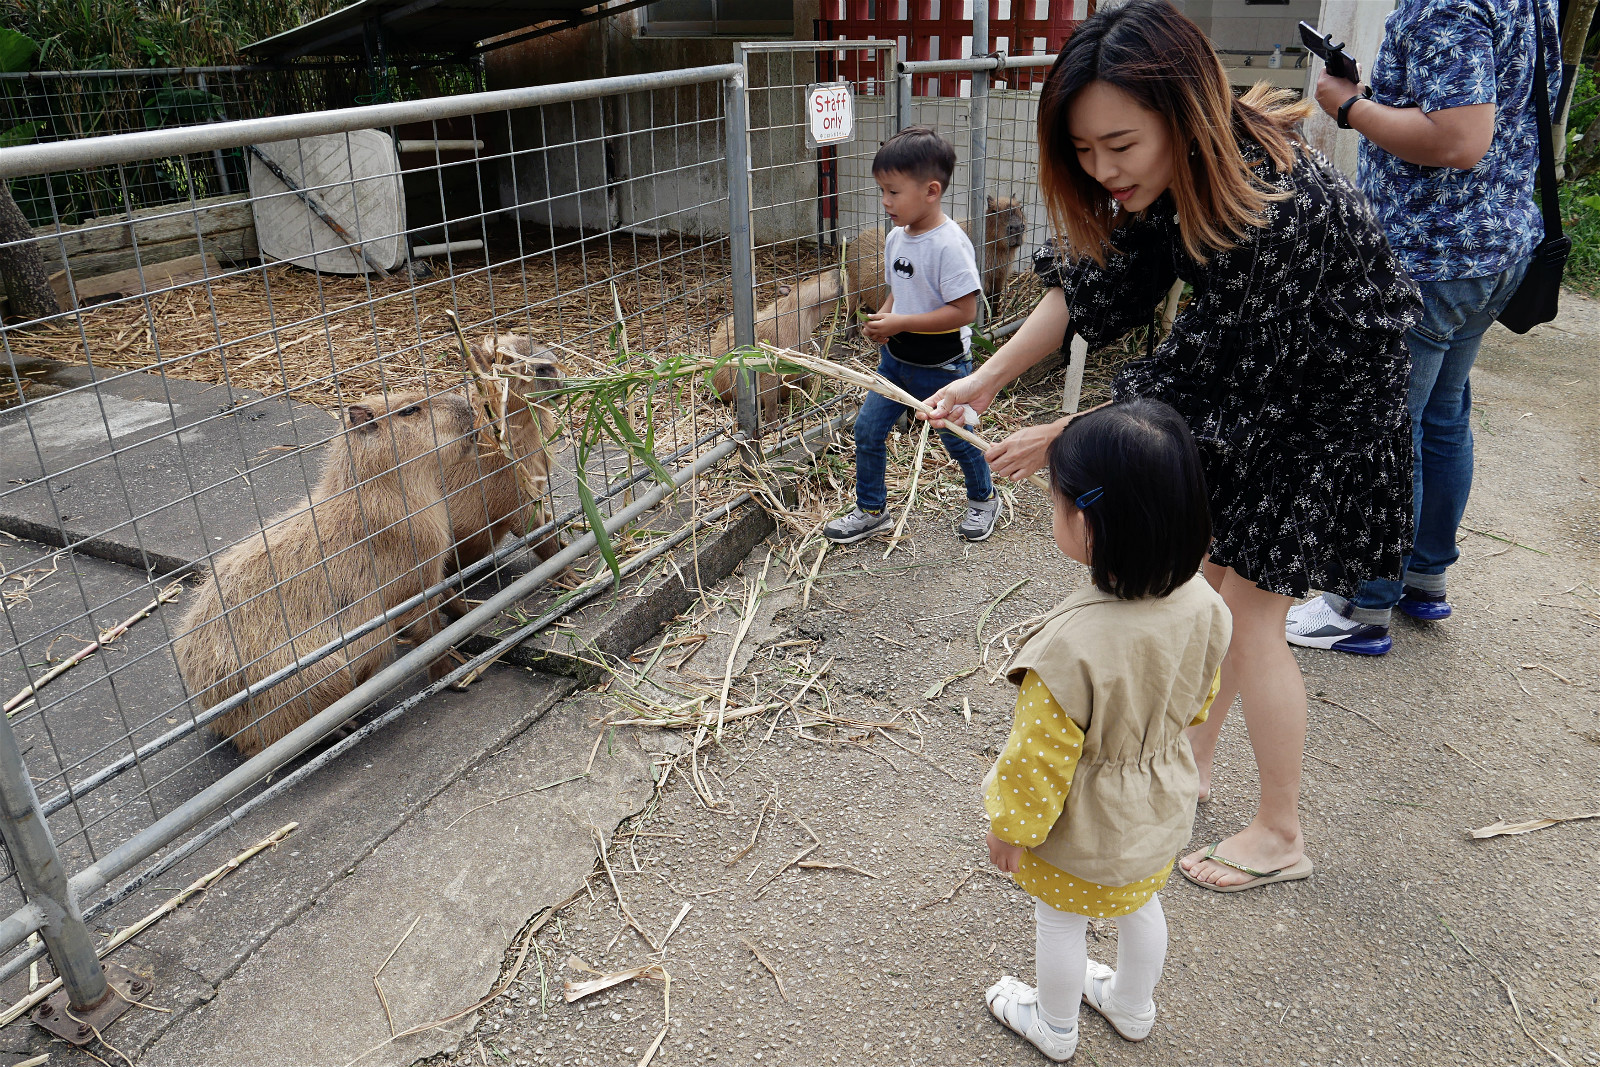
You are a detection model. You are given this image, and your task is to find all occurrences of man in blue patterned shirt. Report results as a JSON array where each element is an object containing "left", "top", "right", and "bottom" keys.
[{"left": 1287, "top": 0, "right": 1561, "bottom": 656}]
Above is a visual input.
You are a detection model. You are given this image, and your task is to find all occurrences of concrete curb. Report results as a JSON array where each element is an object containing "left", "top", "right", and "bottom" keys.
[{"left": 463, "top": 499, "right": 776, "bottom": 684}]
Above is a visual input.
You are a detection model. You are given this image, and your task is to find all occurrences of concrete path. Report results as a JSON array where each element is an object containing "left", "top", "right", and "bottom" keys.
[
  {"left": 0, "top": 356, "right": 339, "bottom": 576},
  {"left": 415, "top": 293, "right": 1599, "bottom": 1067}
]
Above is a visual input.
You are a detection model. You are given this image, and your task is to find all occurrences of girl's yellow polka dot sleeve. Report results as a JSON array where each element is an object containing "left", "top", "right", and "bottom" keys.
[
  {"left": 1189, "top": 666, "right": 1222, "bottom": 727},
  {"left": 984, "top": 670, "right": 1086, "bottom": 849}
]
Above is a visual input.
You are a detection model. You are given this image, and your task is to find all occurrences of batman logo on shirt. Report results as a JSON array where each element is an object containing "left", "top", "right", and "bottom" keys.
[{"left": 892, "top": 257, "right": 915, "bottom": 279}]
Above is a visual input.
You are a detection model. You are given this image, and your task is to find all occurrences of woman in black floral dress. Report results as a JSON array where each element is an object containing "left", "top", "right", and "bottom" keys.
[{"left": 928, "top": 0, "right": 1420, "bottom": 891}]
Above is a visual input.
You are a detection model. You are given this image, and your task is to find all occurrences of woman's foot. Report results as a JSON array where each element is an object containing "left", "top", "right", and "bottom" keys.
[
  {"left": 1180, "top": 823, "right": 1304, "bottom": 889},
  {"left": 986, "top": 975, "right": 1079, "bottom": 1061}
]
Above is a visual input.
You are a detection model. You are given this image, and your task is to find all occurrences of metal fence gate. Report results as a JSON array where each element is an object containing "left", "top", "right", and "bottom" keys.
[{"left": 0, "top": 61, "right": 782, "bottom": 1031}]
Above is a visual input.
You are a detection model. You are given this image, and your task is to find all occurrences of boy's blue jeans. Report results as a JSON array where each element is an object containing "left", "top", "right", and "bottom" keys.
[
  {"left": 1334, "top": 256, "right": 1530, "bottom": 626},
  {"left": 854, "top": 349, "right": 993, "bottom": 513}
]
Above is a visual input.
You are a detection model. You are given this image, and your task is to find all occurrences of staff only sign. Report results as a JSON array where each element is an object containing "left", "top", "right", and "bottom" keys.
[{"left": 806, "top": 82, "right": 855, "bottom": 147}]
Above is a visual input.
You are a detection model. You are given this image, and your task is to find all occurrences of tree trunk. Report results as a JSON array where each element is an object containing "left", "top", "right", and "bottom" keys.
[
  {"left": 0, "top": 183, "right": 60, "bottom": 322},
  {"left": 1554, "top": 0, "right": 1599, "bottom": 171}
]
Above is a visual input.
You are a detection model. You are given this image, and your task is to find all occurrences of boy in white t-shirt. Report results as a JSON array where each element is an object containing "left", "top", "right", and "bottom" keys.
[{"left": 824, "top": 126, "right": 999, "bottom": 544}]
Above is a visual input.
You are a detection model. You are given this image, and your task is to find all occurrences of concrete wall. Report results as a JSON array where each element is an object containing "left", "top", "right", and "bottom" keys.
[
  {"left": 1182, "top": 0, "right": 1322, "bottom": 53},
  {"left": 1301, "top": 0, "right": 1395, "bottom": 174},
  {"left": 484, "top": 3, "right": 823, "bottom": 245}
]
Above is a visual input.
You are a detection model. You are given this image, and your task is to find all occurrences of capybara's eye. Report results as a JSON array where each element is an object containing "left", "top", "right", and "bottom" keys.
[{"left": 397, "top": 405, "right": 422, "bottom": 416}]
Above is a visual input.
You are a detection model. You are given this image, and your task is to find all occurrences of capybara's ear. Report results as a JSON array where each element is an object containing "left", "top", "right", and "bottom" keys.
[
  {"left": 778, "top": 284, "right": 792, "bottom": 297},
  {"left": 347, "top": 403, "right": 376, "bottom": 426},
  {"left": 987, "top": 194, "right": 999, "bottom": 212}
]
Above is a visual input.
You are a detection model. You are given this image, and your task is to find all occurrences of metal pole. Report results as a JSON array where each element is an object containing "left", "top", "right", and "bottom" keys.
[
  {"left": 896, "top": 66, "right": 912, "bottom": 134},
  {"left": 723, "top": 55, "right": 760, "bottom": 439},
  {"left": 0, "top": 716, "right": 109, "bottom": 1010},
  {"left": 197, "top": 73, "right": 232, "bottom": 195},
  {"left": 0, "top": 64, "right": 745, "bottom": 179},
  {"left": 969, "top": 0, "right": 991, "bottom": 328}
]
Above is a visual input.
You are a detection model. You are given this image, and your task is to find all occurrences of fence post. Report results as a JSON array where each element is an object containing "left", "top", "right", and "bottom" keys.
[
  {"left": 0, "top": 715, "right": 110, "bottom": 1011},
  {"left": 197, "top": 73, "right": 232, "bottom": 196},
  {"left": 969, "top": 0, "right": 991, "bottom": 328},
  {"left": 895, "top": 60, "right": 912, "bottom": 134},
  {"left": 724, "top": 53, "right": 761, "bottom": 440}
]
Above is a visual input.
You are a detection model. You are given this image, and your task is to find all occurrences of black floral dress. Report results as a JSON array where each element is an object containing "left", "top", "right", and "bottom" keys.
[{"left": 1036, "top": 134, "right": 1422, "bottom": 599}]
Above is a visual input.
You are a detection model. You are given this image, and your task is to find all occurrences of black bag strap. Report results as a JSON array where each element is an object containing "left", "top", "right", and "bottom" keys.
[{"left": 1531, "top": 19, "right": 1562, "bottom": 243}]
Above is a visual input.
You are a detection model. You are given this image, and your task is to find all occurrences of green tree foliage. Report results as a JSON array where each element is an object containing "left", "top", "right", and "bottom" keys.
[{"left": 4, "top": 0, "right": 345, "bottom": 70}]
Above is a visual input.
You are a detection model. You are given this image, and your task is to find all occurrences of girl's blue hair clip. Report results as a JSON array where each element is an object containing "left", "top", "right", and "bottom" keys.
[{"left": 1075, "top": 486, "right": 1105, "bottom": 508}]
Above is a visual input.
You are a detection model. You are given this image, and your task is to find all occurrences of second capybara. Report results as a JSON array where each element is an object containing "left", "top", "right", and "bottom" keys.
[
  {"left": 443, "top": 333, "right": 565, "bottom": 605},
  {"left": 844, "top": 195, "right": 1029, "bottom": 317},
  {"left": 710, "top": 269, "right": 843, "bottom": 423},
  {"left": 174, "top": 389, "right": 476, "bottom": 756}
]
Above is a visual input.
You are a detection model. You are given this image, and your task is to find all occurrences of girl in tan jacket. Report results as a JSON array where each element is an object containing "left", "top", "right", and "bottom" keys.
[{"left": 982, "top": 400, "right": 1231, "bottom": 1061}]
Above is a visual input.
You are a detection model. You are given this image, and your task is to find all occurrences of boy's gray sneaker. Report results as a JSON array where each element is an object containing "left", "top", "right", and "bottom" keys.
[
  {"left": 959, "top": 495, "right": 1001, "bottom": 542},
  {"left": 823, "top": 507, "right": 895, "bottom": 544}
]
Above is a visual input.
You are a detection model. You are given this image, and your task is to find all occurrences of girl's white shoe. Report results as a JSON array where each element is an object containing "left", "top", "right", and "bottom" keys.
[
  {"left": 1081, "top": 960, "right": 1157, "bottom": 1041},
  {"left": 985, "top": 975, "right": 1079, "bottom": 1061}
]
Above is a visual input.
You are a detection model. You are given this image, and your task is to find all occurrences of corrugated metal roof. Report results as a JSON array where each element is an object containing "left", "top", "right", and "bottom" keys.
[{"left": 244, "top": 0, "right": 595, "bottom": 60}]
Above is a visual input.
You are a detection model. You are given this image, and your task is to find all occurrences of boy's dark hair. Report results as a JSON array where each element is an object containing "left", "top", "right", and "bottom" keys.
[
  {"left": 872, "top": 125, "right": 956, "bottom": 193},
  {"left": 1047, "top": 399, "right": 1211, "bottom": 599}
]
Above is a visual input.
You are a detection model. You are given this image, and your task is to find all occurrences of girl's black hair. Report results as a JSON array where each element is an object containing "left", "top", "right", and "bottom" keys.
[{"left": 1048, "top": 399, "right": 1211, "bottom": 599}]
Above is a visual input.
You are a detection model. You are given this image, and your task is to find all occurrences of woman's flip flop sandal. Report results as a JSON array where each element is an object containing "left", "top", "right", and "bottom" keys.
[{"left": 1179, "top": 842, "right": 1314, "bottom": 893}]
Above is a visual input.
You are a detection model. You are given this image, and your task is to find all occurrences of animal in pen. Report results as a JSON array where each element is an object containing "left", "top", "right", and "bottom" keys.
[
  {"left": 844, "top": 196, "right": 1029, "bottom": 317},
  {"left": 175, "top": 389, "right": 477, "bottom": 757},
  {"left": 444, "top": 334, "right": 565, "bottom": 613},
  {"left": 710, "top": 270, "right": 843, "bottom": 423}
]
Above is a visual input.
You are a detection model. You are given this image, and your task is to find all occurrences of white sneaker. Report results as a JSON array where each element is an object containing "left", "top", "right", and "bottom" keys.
[
  {"left": 985, "top": 975, "right": 1078, "bottom": 1061},
  {"left": 1284, "top": 596, "right": 1392, "bottom": 656},
  {"left": 1081, "top": 960, "right": 1156, "bottom": 1042}
]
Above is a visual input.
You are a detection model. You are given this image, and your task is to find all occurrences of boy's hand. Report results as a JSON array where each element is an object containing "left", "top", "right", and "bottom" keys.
[
  {"left": 862, "top": 311, "right": 902, "bottom": 343},
  {"left": 986, "top": 831, "right": 1025, "bottom": 874}
]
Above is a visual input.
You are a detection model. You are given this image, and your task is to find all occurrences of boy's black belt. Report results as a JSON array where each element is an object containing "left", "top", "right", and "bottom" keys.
[{"left": 888, "top": 329, "right": 966, "bottom": 367}]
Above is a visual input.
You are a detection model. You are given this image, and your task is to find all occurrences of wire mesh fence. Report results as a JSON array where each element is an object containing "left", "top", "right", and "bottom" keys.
[
  {"left": 0, "top": 15, "right": 1066, "bottom": 1016},
  {"left": 0, "top": 61, "right": 788, "bottom": 1007},
  {"left": 0, "top": 61, "right": 480, "bottom": 227}
]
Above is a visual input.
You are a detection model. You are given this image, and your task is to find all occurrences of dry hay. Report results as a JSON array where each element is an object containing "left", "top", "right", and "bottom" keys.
[
  {"left": 4, "top": 233, "right": 838, "bottom": 412},
  {"left": 5, "top": 227, "right": 1135, "bottom": 467}
]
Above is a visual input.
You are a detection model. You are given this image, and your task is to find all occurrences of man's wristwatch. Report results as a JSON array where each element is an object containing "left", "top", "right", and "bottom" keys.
[{"left": 1337, "top": 86, "right": 1374, "bottom": 130}]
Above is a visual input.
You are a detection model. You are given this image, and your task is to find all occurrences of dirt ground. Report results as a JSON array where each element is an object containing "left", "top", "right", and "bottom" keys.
[{"left": 432, "top": 299, "right": 1599, "bottom": 1067}]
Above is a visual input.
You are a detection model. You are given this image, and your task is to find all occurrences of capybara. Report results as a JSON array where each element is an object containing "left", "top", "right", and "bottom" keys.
[
  {"left": 844, "top": 195, "right": 1029, "bottom": 317},
  {"left": 175, "top": 389, "right": 476, "bottom": 756},
  {"left": 710, "top": 269, "right": 843, "bottom": 423},
  {"left": 444, "top": 334, "right": 565, "bottom": 605}
]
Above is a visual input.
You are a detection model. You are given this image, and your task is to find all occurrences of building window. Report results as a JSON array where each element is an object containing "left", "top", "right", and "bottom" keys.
[{"left": 642, "top": 1, "right": 795, "bottom": 36}]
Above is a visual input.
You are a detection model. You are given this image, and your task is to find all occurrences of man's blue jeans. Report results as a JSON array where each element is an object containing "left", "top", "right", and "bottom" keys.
[
  {"left": 1336, "top": 256, "right": 1530, "bottom": 626},
  {"left": 854, "top": 349, "right": 993, "bottom": 513}
]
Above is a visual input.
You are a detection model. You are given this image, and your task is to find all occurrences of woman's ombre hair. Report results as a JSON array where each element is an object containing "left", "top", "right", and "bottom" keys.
[{"left": 1037, "top": 0, "right": 1312, "bottom": 265}]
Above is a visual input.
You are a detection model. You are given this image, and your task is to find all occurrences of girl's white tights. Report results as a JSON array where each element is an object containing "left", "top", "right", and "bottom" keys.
[{"left": 1033, "top": 893, "right": 1168, "bottom": 1031}]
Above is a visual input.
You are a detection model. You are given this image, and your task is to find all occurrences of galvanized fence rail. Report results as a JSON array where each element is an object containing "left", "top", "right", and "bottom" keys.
[{"left": 0, "top": 61, "right": 480, "bottom": 227}]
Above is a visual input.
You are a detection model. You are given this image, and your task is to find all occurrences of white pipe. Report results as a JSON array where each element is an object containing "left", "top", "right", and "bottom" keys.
[
  {"left": 410, "top": 239, "right": 484, "bottom": 257},
  {"left": 397, "top": 139, "right": 484, "bottom": 153}
]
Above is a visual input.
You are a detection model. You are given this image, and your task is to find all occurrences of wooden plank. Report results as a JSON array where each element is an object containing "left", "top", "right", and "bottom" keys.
[
  {"left": 49, "top": 252, "right": 222, "bottom": 310},
  {"left": 53, "top": 227, "right": 257, "bottom": 280},
  {"left": 30, "top": 194, "right": 254, "bottom": 260}
]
